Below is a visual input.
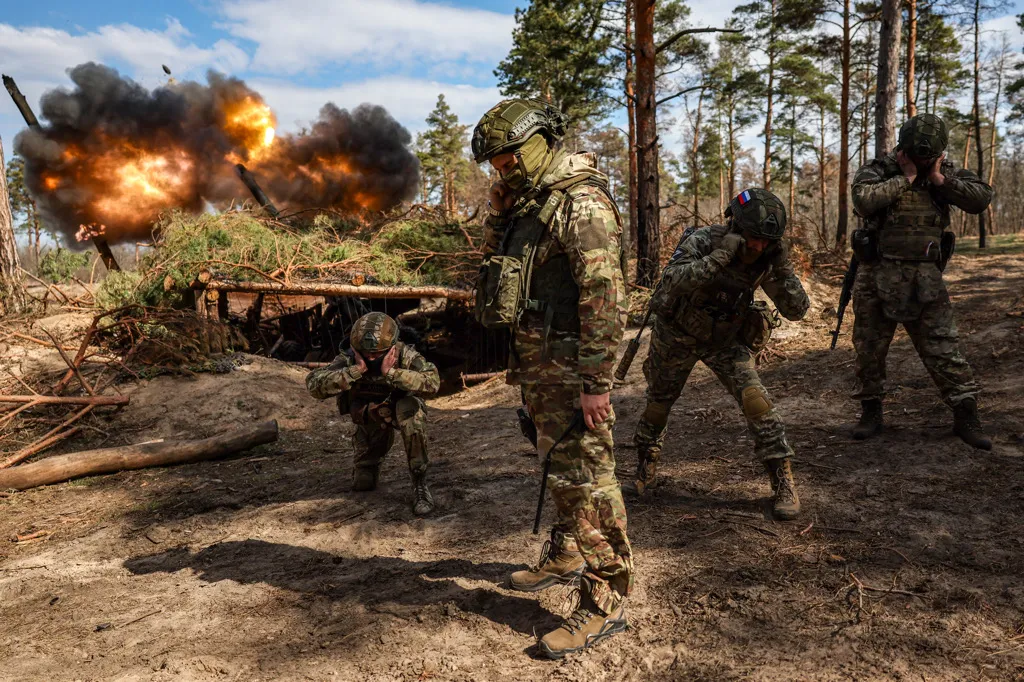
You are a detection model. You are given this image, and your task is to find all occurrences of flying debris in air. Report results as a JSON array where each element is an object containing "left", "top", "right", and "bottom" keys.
[{"left": 162, "top": 65, "right": 172, "bottom": 75}]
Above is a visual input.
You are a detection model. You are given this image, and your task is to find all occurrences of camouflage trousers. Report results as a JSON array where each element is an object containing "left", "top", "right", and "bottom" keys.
[
  {"left": 522, "top": 382, "right": 633, "bottom": 613},
  {"left": 852, "top": 263, "right": 978, "bottom": 407},
  {"left": 634, "top": 318, "right": 794, "bottom": 463},
  {"left": 350, "top": 396, "right": 429, "bottom": 477}
]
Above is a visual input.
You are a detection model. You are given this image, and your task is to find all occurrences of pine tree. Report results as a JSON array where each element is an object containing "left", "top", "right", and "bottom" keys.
[
  {"left": 5, "top": 154, "right": 43, "bottom": 267},
  {"left": 496, "top": 0, "right": 616, "bottom": 127},
  {"left": 415, "top": 95, "right": 470, "bottom": 218}
]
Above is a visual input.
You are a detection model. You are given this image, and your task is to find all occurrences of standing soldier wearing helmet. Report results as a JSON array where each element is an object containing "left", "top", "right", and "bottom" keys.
[
  {"left": 629, "top": 188, "right": 811, "bottom": 518},
  {"left": 306, "top": 312, "right": 440, "bottom": 515},
  {"left": 471, "top": 99, "right": 631, "bottom": 658},
  {"left": 850, "top": 113, "right": 993, "bottom": 449}
]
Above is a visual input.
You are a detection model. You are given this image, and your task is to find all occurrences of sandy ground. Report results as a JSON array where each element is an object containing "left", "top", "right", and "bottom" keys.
[{"left": 0, "top": 248, "right": 1022, "bottom": 681}]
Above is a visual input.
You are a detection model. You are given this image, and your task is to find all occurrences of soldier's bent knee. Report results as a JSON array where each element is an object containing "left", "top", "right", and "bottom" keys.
[
  {"left": 741, "top": 386, "right": 773, "bottom": 420},
  {"left": 641, "top": 401, "right": 672, "bottom": 428}
]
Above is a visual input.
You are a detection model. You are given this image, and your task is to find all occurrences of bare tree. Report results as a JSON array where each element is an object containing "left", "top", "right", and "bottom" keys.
[
  {"left": 635, "top": 0, "right": 660, "bottom": 287},
  {"left": 0, "top": 136, "right": 27, "bottom": 316},
  {"left": 875, "top": 0, "right": 903, "bottom": 158}
]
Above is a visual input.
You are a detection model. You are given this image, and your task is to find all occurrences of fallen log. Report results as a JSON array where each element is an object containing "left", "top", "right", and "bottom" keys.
[
  {"left": 195, "top": 280, "right": 474, "bottom": 301},
  {"left": 0, "top": 395, "right": 129, "bottom": 406},
  {"left": 0, "top": 420, "right": 279, "bottom": 491}
]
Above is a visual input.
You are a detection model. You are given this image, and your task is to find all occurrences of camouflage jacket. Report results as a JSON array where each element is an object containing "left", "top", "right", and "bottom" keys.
[
  {"left": 652, "top": 225, "right": 810, "bottom": 327},
  {"left": 481, "top": 152, "right": 626, "bottom": 394},
  {"left": 305, "top": 342, "right": 440, "bottom": 401},
  {"left": 852, "top": 153, "right": 993, "bottom": 223}
]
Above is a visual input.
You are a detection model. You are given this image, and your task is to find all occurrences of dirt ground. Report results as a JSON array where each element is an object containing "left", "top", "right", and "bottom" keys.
[{"left": 1, "top": 246, "right": 1023, "bottom": 681}]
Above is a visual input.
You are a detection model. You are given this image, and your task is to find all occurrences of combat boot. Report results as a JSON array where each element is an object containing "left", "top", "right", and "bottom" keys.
[
  {"left": 953, "top": 398, "right": 992, "bottom": 451},
  {"left": 538, "top": 576, "right": 628, "bottom": 659},
  {"left": 765, "top": 458, "right": 800, "bottom": 520},
  {"left": 509, "top": 531, "right": 584, "bottom": 592},
  {"left": 352, "top": 466, "right": 379, "bottom": 492},
  {"left": 852, "top": 399, "right": 883, "bottom": 440},
  {"left": 411, "top": 473, "right": 435, "bottom": 515},
  {"left": 622, "top": 446, "right": 660, "bottom": 497}
]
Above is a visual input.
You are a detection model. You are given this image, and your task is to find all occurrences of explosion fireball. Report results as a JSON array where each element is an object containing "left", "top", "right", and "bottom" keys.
[{"left": 14, "top": 63, "right": 420, "bottom": 245}]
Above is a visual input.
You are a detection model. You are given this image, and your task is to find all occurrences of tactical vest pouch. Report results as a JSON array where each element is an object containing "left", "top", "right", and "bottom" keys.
[
  {"left": 878, "top": 228, "right": 942, "bottom": 262},
  {"left": 939, "top": 231, "right": 956, "bottom": 272},
  {"left": 739, "top": 301, "right": 781, "bottom": 352},
  {"left": 475, "top": 255, "right": 525, "bottom": 329},
  {"left": 851, "top": 228, "right": 879, "bottom": 263}
]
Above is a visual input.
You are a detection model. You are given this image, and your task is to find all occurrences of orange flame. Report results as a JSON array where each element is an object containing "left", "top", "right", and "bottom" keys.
[
  {"left": 223, "top": 96, "right": 276, "bottom": 162},
  {"left": 76, "top": 224, "right": 106, "bottom": 242}
]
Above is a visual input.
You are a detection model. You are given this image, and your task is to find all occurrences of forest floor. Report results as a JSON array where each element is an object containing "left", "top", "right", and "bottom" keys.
[{"left": 0, "top": 240, "right": 1023, "bottom": 681}]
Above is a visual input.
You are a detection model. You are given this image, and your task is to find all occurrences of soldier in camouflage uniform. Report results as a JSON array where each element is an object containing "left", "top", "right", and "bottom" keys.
[
  {"left": 850, "top": 113, "right": 993, "bottom": 450},
  {"left": 306, "top": 312, "right": 441, "bottom": 515},
  {"left": 472, "top": 99, "right": 631, "bottom": 658},
  {"left": 632, "top": 188, "right": 810, "bottom": 520}
]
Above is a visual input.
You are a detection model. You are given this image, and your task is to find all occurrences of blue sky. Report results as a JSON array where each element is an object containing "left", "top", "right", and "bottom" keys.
[{"left": 2, "top": 0, "right": 1024, "bottom": 165}]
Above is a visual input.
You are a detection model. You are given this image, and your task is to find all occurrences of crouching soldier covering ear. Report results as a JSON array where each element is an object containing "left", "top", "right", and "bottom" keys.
[{"left": 306, "top": 312, "right": 440, "bottom": 516}]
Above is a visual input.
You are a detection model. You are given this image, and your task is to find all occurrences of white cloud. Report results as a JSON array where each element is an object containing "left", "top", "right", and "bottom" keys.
[
  {"left": 249, "top": 76, "right": 502, "bottom": 135},
  {"left": 0, "top": 19, "right": 248, "bottom": 82},
  {"left": 217, "top": 0, "right": 515, "bottom": 74}
]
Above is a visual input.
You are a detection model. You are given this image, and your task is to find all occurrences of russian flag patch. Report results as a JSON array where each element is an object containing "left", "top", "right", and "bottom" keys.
[{"left": 737, "top": 190, "right": 751, "bottom": 205}]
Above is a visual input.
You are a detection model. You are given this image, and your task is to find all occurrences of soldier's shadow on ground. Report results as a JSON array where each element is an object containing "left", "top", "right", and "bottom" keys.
[{"left": 124, "top": 539, "right": 558, "bottom": 636}]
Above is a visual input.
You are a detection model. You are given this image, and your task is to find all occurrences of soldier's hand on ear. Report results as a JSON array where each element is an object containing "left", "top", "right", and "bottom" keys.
[
  {"left": 928, "top": 154, "right": 946, "bottom": 186},
  {"left": 721, "top": 231, "right": 745, "bottom": 255},
  {"left": 381, "top": 346, "right": 399, "bottom": 375},
  {"left": 352, "top": 349, "right": 367, "bottom": 374},
  {"left": 896, "top": 150, "right": 918, "bottom": 183}
]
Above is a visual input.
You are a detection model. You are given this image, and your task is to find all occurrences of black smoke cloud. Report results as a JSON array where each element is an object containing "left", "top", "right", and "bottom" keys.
[{"left": 13, "top": 62, "right": 420, "bottom": 244}]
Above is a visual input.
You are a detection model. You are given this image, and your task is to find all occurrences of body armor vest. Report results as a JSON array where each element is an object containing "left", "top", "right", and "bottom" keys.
[
  {"left": 477, "top": 174, "right": 617, "bottom": 340},
  {"left": 879, "top": 185, "right": 947, "bottom": 262},
  {"left": 671, "top": 225, "right": 774, "bottom": 345}
]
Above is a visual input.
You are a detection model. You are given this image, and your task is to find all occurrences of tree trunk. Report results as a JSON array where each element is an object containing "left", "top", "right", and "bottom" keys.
[
  {"left": 874, "top": 0, "right": 903, "bottom": 159},
  {"left": 718, "top": 106, "right": 725, "bottom": 217},
  {"left": 973, "top": 0, "right": 986, "bottom": 248},
  {"left": 788, "top": 103, "right": 796, "bottom": 220},
  {"left": 728, "top": 96, "right": 737, "bottom": 199},
  {"left": 625, "top": 0, "right": 639, "bottom": 261},
  {"left": 635, "top": 0, "right": 660, "bottom": 287},
  {"left": 690, "top": 85, "right": 706, "bottom": 225},
  {"left": 0, "top": 136, "right": 27, "bottom": 316},
  {"left": 763, "top": 0, "right": 777, "bottom": 189},
  {"left": 836, "top": 0, "right": 852, "bottom": 247},
  {"left": 987, "top": 41, "right": 1006, "bottom": 235},
  {"left": 906, "top": 0, "right": 917, "bottom": 118},
  {"left": 0, "top": 421, "right": 279, "bottom": 491},
  {"left": 820, "top": 102, "right": 827, "bottom": 247}
]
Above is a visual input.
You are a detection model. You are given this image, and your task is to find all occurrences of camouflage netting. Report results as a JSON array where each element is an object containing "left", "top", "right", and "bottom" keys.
[{"left": 96, "top": 208, "right": 483, "bottom": 309}]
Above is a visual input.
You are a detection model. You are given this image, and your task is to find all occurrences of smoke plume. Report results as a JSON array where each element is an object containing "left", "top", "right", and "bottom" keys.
[{"left": 14, "top": 63, "right": 420, "bottom": 244}]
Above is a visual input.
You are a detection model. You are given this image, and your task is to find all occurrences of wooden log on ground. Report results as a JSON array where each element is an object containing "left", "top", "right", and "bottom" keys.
[
  {"left": 460, "top": 371, "right": 505, "bottom": 388},
  {"left": 0, "top": 420, "right": 279, "bottom": 491},
  {"left": 0, "top": 395, "right": 128, "bottom": 406},
  {"left": 195, "top": 280, "right": 473, "bottom": 301}
]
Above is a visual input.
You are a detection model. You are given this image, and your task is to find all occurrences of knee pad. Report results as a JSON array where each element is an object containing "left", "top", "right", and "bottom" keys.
[
  {"left": 741, "top": 386, "right": 773, "bottom": 420},
  {"left": 641, "top": 401, "right": 672, "bottom": 428}
]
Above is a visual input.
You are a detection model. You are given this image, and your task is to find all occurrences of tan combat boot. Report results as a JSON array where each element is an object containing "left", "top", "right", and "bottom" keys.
[
  {"left": 622, "top": 446, "right": 660, "bottom": 497},
  {"left": 765, "top": 458, "right": 800, "bottom": 520},
  {"left": 538, "top": 576, "right": 628, "bottom": 659},
  {"left": 509, "top": 532, "right": 584, "bottom": 592}
]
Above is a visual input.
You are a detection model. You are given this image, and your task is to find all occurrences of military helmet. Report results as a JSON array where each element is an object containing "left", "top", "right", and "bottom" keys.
[
  {"left": 725, "top": 188, "right": 787, "bottom": 240},
  {"left": 471, "top": 98, "right": 568, "bottom": 163},
  {"left": 897, "top": 113, "right": 948, "bottom": 158},
  {"left": 350, "top": 312, "right": 399, "bottom": 354}
]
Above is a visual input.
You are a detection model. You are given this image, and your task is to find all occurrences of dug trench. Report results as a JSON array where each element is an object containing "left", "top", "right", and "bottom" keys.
[{"left": 0, "top": 248, "right": 1022, "bottom": 681}]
